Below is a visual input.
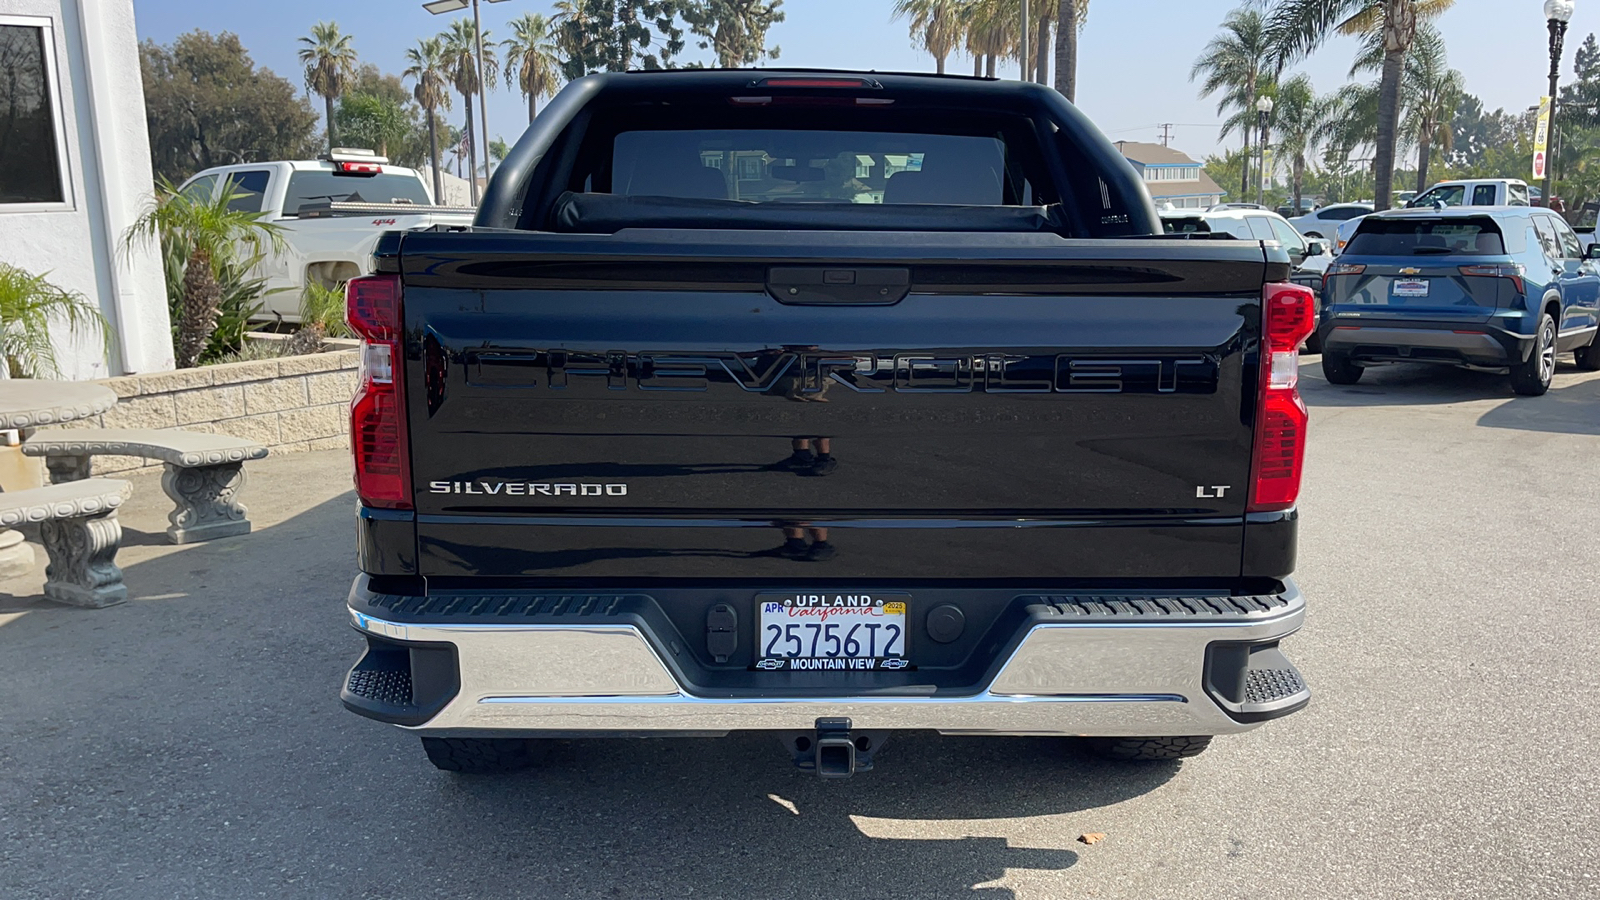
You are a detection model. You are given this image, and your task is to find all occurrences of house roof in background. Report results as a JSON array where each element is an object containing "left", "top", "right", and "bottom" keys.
[{"left": 1115, "top": 140, "right": 1202, "bottom": 166}]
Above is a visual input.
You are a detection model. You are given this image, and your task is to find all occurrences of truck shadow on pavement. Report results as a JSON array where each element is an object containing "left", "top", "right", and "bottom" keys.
[{"left": 0, "top": 487, "right": 1181, "bottom": 900}]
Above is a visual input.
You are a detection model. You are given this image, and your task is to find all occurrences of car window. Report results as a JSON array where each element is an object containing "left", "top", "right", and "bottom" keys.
[
  {"left": 1324, "top": 206, "right": 1364, "bottom": 221},
  {"left": 177, "top": 175, "right": 217, "bottom": 203},
  {"left": 1472, "top": 184, "right": 1498, "bottom": 206},
  {"left": 1346, "top": 216, "right": 1507, "bottom": 256},
  {"left": 1268, "top": 216, "right": 1306, "bottom": 255},
  {"left": 221, "top": 170, "right": 271, "bottom": 214},
  {"left": 1245, "top": 216, "right": 1276, "bottom": 241},
  {"left": 1532, "top": 215, "right": 1563, "bottom": 260},
  {"left": 1508, "top": 183, "right": 1531, "bottom": 207},
  {"left": 1550, "top": 215, "right": 1583, "bottom": 259},
  {"left": 1204, "top": 217, "right": 1251, "bottom": 240},
  {"left": 1414, "top": 185, "right": 1465, "bottom": 208},
  {"left": 282, "top": 170, "right": 432, "bottom": 215}
]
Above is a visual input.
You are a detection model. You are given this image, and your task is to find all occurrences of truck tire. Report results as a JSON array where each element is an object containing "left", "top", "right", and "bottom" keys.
[
  {"left": 1576, "top": 331, "right": 1600, "bottom": 371},
  {"left": 420, "top": 737, "right": 548, "bottom": 774},
  {"left": 1303, "top": 329, "right": 1323, "bottom": 354},
  {"left": 1321, "top": 351, "right": 1362, "bottom": 384},
  {"left": 1510, "top": 313, "right": 1557, "bottom": 396},
  {"left": 1086, "top": 736, "right": 1212, "bottom": 761}
]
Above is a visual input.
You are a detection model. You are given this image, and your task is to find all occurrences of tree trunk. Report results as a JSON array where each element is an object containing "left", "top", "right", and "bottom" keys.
[
  {"left": 1415, "top": 125, "right": 1432, "bottom": 195},
  {"left": 1372, "top": 48, "right": 1405, "bottom": 212},
  {"left": 936, "top": 54, "right": 946, "bottom": 75},
  {"left": 324, "top": 94, "right": 336, "bottom": 152},
  {"left": 427, "top": 109, "right": 443, "bottom": 204},
  {"left": 176, "top": 246, "right": 219, "bottom": 369},
  {"left": 464, "top": 96, "right": 478, "bottom": 206},
  {"left": 529, "top": 86, "right": 538, "bottom": 124},
  {"left": 985, "top": 54, "right": 995, "bottom": 78},
  {"left": 1055, "top": 0, "right": 1079, "bottom": 101},
  {"left": 1293, "top": 155, "right": 1304, "bottom": 216},
  {"left": 973, "top": 54, "right": 982, "bottom": 77},
  {"left": 1240, "top": 72, "right": 1256, "bottom": 200},
  {"left": 1034, "top": 15, "right": 1050, "bottom": 84}
]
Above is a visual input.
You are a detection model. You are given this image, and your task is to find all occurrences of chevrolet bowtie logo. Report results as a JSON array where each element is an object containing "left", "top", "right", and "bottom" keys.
[{"left": 1400, "top": 267, "right": 1422, "bottom": 275}]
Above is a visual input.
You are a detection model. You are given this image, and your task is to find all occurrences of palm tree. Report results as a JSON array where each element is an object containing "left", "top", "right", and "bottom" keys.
[
  {"left": 1192, "top": 6, "right": 1272, "bottom": 200},
  {"left": 441, "top": 18, "right": 496, "bottom": 201},
  {"left": 0, "top": 265, "right": 110, "bottom": 378},
  {"left": 405, "top": 37, "right": 453, "bottom": 203},
  {"left": 893, "top": 0, "right": 966, "bottom": 75},
  {"left": 1269, "top": 75, "right": 1339, "bottom": 216},
  {"left": 1054, "top": 0, "right": 1088, "bottom": 99},
  {"left": 1354, "top": 25, "right": 1462, "bottom": 194},
  {"left": 502, "top": 13, "right": 563, "bottom": 124},
  {"left": 1265, "top": 0, "right": 1457, "bottom": 212},
  {"left": 298, "top": 22, "right": 359, "bottom": 153},
  {"left": 964, "top": 0, "right": 1017, "bottom": 79},
  {"left": 125, "top": 183, "right": 285, "bottom": 369}
]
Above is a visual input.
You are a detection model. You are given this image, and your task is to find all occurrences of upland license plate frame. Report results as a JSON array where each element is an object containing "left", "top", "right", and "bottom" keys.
[
  {"left": 755, "top": 592, "right": 910, "bottom": 672},
  {"left": 1392, "top": 279, "right": 1431, "bottom": 297}
]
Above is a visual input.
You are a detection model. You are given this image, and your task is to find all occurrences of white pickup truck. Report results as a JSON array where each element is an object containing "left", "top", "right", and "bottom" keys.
[{"left": 176, "top": 151, "right": 475, "bottom": 322}]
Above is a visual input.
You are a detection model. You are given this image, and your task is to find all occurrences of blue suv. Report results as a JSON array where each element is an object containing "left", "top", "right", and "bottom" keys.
[{"left": 1317, "top": 207, "right": 1600, "bottom": 395}]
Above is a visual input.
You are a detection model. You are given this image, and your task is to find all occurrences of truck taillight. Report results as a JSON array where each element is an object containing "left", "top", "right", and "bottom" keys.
[
  {"left": 1250, "top": 283, "right": 1316, "bottom": 513},
  {"left": 347, "top": 274, "right": 411, "bottom": 509}
]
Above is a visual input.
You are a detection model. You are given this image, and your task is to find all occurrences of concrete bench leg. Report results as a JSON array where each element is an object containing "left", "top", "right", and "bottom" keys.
[
  {"left": 40, "top": 511, "right": 127, "bottom": 608},
  {"left": 161, "top": 462, "right": 251, "bottom": 544},
  {"left": 44, "top": 455, "right": 92, "bottom": 484}
]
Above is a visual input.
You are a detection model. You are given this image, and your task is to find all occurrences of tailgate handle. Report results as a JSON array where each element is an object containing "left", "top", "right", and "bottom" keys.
[{"left": 767, "top": 267, "right": 910, "bottom": 305}]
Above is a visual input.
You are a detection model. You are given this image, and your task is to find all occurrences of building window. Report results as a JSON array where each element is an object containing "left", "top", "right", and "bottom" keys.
[{"left": 0, "top": 17, "right": 69, "bottom": 208}]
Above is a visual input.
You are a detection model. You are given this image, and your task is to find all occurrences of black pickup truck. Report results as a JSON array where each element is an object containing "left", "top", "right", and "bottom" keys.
[{"left": 340, "top": 70, "right": 1315, "bottom": 777}]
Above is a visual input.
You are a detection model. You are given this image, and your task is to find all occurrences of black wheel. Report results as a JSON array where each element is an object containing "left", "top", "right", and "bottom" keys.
[
  {"left": 1511, "top": 313, "right": 1557, "bottom": 396},
  {"left": 420, "top": 737, "right": 548, "bottom": 774},
  {"left": 1086, "top": 736, "right": 1212, "bottom": 761},
  {"left": 1321, "top": 350, "right": 1363, "bottom": 384},
  {"left": 1576, "top": 331, "right": 1600, "bottom": 371},
  {"left": 1303, "top": 329, "right": 1323, "bottom": 354}
]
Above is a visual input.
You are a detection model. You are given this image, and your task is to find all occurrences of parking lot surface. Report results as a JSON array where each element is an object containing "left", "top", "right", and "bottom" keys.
[{"left": 2, "top": 359, "right": 1598, "bottom": 899}]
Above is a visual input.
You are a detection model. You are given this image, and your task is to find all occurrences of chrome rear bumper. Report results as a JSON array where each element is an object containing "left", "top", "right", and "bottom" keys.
[{"left": 346, "top": 585, "right": 1308, "bottom": 737}]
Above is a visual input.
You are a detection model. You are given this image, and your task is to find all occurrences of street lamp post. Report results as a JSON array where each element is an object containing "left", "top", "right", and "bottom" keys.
[
  {"left": 1543, "top": 0, "right": 1576, "bottom": 210},
  {"left": 1256, "top": 95, "right": 1274, "bottom": 207},
  {"left": 423, "top": 0, "right": 508, "bottom": 206}
]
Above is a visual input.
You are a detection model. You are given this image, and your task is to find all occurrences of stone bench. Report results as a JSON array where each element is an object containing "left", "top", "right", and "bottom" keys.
[
  {"left": 23, "top": 429, "right": 267, "bottom": 545},
  {"left": 0, "top": 479, "right": 132, "bottom": 607}
]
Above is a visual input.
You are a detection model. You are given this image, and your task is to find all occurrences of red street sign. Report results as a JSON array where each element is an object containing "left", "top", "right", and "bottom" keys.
[{"left": 1534, "top": 151, "right": 1547, "bottom": 180}]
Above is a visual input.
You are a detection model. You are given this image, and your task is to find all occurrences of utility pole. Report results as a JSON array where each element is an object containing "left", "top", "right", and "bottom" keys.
[{"left": 1158, "top": 124, "right": 1174, "bottom": 147}]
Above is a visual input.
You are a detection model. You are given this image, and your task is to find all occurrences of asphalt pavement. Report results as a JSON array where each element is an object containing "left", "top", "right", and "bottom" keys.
[{"left": 2, "top": 357, "right": 1598, "bottom": 899}]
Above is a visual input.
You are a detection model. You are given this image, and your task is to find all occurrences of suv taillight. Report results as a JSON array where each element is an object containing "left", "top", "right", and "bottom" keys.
[
  {"left": 1250, "top": 283, "right": 1316, "bottom": 512},
  {"left": 347, "top": 273, "right": 411, "bottom": 509}
]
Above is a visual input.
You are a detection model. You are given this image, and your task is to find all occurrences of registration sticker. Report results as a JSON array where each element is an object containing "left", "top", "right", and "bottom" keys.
[{"left": 1392, "top": 279, "right": 1431, "bottom": 297}]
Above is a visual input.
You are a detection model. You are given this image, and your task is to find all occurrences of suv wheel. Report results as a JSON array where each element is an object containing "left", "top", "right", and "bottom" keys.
[
  {"left": 1576, "top": 331, "right": 1600, "bottom": 371},
  {"left": 1511, "top": 313, "right": 1557, "bottom": 396},
  {"left": 1321, "top": 350, "right": 1363, "bottom": 384},
  {"left": 421, "top": 737, "right": 548, "bottom": 774},
  {"left": 1086, "top": 736, "right": 1212, "bottom": 761}
]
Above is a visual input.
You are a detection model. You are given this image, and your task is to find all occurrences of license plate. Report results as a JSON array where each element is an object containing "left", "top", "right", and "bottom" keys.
[
  {"left": 755, "top": 592, "right": 910, "bottom": 671},
  {"left": 1392, "top": 279, "right": 1431, "bottom": 297}
]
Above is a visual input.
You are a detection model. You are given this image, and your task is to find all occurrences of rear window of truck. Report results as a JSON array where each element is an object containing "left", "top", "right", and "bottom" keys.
[
  {"left": 611, "top": 129, "right": 1016, "bottom": 206},
  {"left": 283, "top": 170, "right": 432, "bottom": 216},
  {"left": 574, "top": 106, "right": 1051, "bottom": 209},
  {"left": 1345, "top": 217, "right": 1506, "bottom": 256}
]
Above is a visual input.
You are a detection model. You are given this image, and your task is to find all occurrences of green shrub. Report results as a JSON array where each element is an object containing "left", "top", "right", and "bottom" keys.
[
  {"left": 163, "top": 247, "right": 278, "bottom": 365},
  {"left": 0, "top": 263, "right": 112, "bottom": 378},
  {"left": 299, "top": 281, "right": 353, "bottom": 339}
]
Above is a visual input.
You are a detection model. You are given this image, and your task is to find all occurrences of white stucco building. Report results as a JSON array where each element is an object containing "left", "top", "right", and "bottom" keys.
[{"left": 1, "top": 0, "right": 173, "bottom": 379}]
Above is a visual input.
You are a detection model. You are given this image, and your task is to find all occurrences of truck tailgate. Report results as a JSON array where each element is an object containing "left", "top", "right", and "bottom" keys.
[{"left": 397, "top": 230, "right": 1273, "bottom": 581}]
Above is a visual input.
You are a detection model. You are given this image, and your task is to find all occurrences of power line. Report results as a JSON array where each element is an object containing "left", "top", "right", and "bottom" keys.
[{"left": 1158, "top": 123, "right": 1175, "bottom": 147}]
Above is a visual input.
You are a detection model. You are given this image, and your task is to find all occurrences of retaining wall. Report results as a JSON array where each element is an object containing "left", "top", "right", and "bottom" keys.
[{"left": 66, "top": 350, "right": 359, "bottom": 475}]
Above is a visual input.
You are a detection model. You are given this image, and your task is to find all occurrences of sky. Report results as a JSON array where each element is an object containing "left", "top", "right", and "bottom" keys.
[{"left": 130, "top": 0, "right": 1599, "bottom": 166}]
